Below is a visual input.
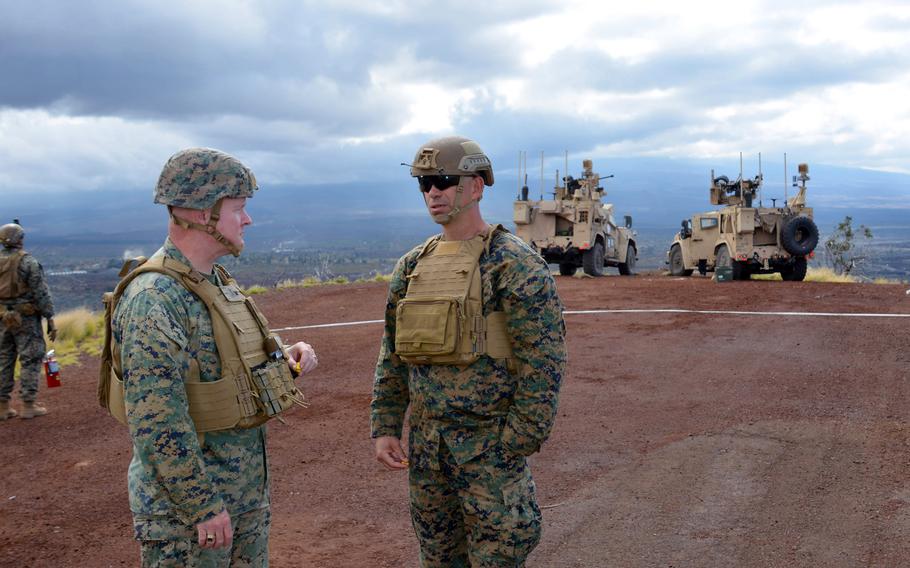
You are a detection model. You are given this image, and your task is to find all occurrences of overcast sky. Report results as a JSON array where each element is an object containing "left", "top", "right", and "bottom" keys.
[{"left": 1, "top": 0, "right": 908, "bottom": 195}]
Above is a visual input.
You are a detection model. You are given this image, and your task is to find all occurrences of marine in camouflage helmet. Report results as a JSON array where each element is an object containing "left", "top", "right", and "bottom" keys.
[
  {"left": 111, "top": 148, "right": 319, "bottom": 564},
  {"left": 154, "top": 148, "right": 259, "bottom": 256},
  {"left": 155, "top": 148, "right": 258, "bottom": 209},
  {"left": 375, "top": 135, "right": 566, "bottom": 566},
  {"left": 0, "top": 224, "right": 25, "bottom": 249},
  {"left": 1, "top": 220, "right": 54, "bottom": 421},
  {"left": 406, "top": 136, "right": 494, "bottom": 225}
]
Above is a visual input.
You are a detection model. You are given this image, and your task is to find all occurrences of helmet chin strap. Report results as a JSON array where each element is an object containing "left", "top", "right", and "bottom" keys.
[
  {"left": 170, "top": 198, "right": 243, "bottom": 257},
  {"left": 431, "top": 176, "right": 477, "bottom": 225}
]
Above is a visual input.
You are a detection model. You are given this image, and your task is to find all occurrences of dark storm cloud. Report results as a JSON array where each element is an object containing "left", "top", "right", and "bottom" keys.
[{"left": 0, "top": 0, "right": 546, "bottom": 134}]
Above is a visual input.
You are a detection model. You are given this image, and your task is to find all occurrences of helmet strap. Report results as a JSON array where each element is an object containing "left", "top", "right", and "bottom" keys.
[
  {"left": 432, "top": 176, "right": 476, "bottom": 225},
  {"left": 169, "top": 198, "right": 243, "bottom": 257}
]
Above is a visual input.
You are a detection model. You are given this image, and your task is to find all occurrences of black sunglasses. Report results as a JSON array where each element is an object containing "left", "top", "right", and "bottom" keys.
[{"left": 417, "top": 175, "right": 466, "bottom": 193}]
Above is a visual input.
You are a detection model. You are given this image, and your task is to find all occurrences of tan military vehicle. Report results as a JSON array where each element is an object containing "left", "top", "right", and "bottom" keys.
[
  {"left": 668, "top": 163, "right": 819, "bottom": 281},
  {"left": 513, "top": 159, "right": 637, "bottom": 276}
]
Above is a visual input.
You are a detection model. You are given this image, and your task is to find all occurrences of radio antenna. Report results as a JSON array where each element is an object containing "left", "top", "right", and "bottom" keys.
[{"left": 784, "top": 152, "right": 788, "bottom": 204}]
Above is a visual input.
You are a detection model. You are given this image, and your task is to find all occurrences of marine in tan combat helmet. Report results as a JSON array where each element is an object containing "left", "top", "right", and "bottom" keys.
[
  {"left": 371, "top": 136, "right": 567, "bottom": 566},
  {"left": 0, "top": 221, "right": 56, "bottom": 421},
  {"left": 106, "top": 147, "right": 319, "bottom": 566}
]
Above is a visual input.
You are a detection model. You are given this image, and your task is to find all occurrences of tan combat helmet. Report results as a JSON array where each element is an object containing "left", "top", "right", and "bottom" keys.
[
  {"left": 154, "top": 147, "right": 258, "bottom": 256},
  {"left": 0, "top": 223, "right": 24, "bottom": 248},
  {"left": 406, "top": 136, "right": 494, "bottom": 224}
]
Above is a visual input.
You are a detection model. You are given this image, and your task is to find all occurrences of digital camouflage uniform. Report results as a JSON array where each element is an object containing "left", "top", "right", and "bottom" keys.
[
  {"left": 114, "top": 239, "right": 270, "bottom": 567},
  {"left": 0, "top": 247, "right": 54, "bottom": 405},
  {"left": 371, "top": 230, "right": 567, "bottom": 567}
]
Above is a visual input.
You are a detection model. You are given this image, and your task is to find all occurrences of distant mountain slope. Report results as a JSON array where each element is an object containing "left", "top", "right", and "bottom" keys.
[{"left": 7, "top": 157, "right": 909, "bottom": 254}]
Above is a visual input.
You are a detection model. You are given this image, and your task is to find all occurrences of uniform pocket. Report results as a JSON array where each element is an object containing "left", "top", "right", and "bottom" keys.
[
  {"left": 394, "top": 297, "right": 459, "bottom": 357},
  {"left": 501, "top": 469, "right": 542, "bottom": 559}
]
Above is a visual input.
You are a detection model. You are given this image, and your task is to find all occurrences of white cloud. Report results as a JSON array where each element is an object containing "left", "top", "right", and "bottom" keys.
[
  {"left": 0, "top": 109, "right": 189, "bottom": 192},
  {"left": 1, "top": 0, "right": 909, "bottom": 193}
]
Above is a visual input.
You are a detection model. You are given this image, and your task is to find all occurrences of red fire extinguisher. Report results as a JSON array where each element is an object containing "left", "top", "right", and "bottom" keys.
[{"left": 44, "top": 349, "right": 61, "bottom": 388}]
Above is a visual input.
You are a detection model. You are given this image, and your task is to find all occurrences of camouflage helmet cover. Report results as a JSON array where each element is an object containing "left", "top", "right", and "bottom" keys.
[
  {"left": 409, "top": 136, "right": 494, "bottom": 186},
  {"left": 154, "top": 147, "right": 258, "bottom": 210},
  {"left": 0, "top": 223, "right": 24, "bottom": 248}
]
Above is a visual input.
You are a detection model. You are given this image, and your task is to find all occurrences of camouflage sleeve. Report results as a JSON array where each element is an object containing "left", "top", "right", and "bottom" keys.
[
  {"left": 119, "top": 283, "right": 225, "bottom": 526},
  {"left": 369, "top": 253, "right": 414, "bottom": 439},
  {"left": 499, "top": 254, "right": 567, "bottom": 456},
  {"left": 22, "top": 255, "right": 54, "bottom": 318}
]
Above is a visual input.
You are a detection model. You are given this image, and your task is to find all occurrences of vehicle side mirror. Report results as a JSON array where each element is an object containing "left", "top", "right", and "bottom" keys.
[{"left": 624, "top": 215, "right": 633, "bottom": 228}]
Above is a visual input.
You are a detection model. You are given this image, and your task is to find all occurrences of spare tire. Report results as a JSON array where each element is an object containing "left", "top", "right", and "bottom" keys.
[{"left": 781, "top": 216, "right": 819, "bottom": 256}]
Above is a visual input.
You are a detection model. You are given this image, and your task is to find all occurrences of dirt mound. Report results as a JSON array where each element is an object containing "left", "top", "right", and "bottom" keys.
[{"left": 1, "top": 273, "right": 908, "bottom": 567}]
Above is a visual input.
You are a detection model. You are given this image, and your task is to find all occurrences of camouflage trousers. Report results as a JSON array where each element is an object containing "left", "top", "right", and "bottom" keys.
[
  {"left": 409, "top": 443, "right": 542, "bottom": 568},
  {"left": 137, "top": 507, "right": 270, "bottom": 568},
  {"left": 0, "top": 314, "right": 45, "bottom": 403}
]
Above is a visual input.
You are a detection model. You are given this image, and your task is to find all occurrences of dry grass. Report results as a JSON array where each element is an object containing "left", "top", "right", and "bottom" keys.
[
  {"left": 804, "top": 267, "right": 858, "bottom": 283},
  {"left": 872, "top": 276, "right": 906, "bottom": 285},
  {"left": 276, "top": 276, "right": 322, "bottom": 289},
  {"left": 750, "top": 267, "right": 901, "bottom": 284},
  {"left": 276, "top": 275, "right": 362, "bottom": 288},
  {"left": 242, "top": 284, "right": 269, "bottom": 295},
  {"left": 49, "top": 308, "right": 105, "bottom": 365},
  {"left": 12, "top": 308, "right": 104, "bottom": 377}
]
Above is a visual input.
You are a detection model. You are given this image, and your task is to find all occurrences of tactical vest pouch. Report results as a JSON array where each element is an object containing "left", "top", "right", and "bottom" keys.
[
  {"left": 251, "top": 360, "right": 303, "bottom": 418},
  {"left": 15, "top": 303, "right": 37, "bottom": 316},
  {"left": 1, "top": 309, "right": 22, "bottom": 330},
  {"left": 395, "top": 297, "right": 460, "bottom": 359},
  {"left": 394, "top": 226, "right": 514, "bottom": 367}
]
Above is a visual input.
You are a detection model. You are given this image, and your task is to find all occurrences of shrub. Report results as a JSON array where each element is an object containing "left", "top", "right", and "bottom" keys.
[
  {"left": 750, "top": 267, "right": 855, "bottom": 283},
  {"left": 243, "top": 285, "right": 269, "bottom": 295},
  {"left": 54, "top": 308, "right": 102, "bottom": 343},
  {"left": 804, "top": 267, "right": 856, "bottom": 283}
]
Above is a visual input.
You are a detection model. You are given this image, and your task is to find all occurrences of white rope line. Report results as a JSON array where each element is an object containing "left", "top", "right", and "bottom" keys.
[
  {"left": 272, "top": 319, "right": 383, "bottom": 332},
  {"left": 564, "top": 308, "right": 910, "bottom": 318},
  {"left": 272, "top": 308, "right": 910, "bottom": 332}
]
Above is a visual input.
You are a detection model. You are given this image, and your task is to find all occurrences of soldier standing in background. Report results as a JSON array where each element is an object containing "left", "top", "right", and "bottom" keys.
[
  {"left": 107, "top": 148, "right": 318, "bottom": 566},
  {"left": 0, "top": 221, "right": 55, "bottom": 420},
  {"left": 371, "top": 136, "right": 567, "bottom": 567}
]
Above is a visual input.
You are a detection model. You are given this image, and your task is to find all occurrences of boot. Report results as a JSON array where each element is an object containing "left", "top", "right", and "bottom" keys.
[
  {"left": 0, "top": 400, "right": 17, "bottom": 420},
  {"left": 20, "top": 401, "right": 47, "bottom": 419}
]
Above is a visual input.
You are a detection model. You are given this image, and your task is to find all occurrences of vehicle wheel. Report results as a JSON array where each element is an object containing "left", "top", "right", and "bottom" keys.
[
  {"left": 781, "top": 216, "right": 819, "bottom": 256},
  {"left": 780, "top": 256, "right": 808, "bottom": 281},
  {"left": 582, "top": 242, "right": 605, "bottom": 277},
  {"left": 715, "top": 244, "right": 731, "bottom": 269},
  {"left": 558, "top": 263, "right": 577, "bottom": 276},
  {"left": 669, "top": 245, "right": 692, "bottom": 277},
  {"left": 618, "top": 244, "right": 636, "bottom": 276},
  {"left": 715, "top": 245, "right": 743, "bottom": 280}
]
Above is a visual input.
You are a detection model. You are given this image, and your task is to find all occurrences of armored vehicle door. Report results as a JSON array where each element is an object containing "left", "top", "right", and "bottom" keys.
[{"left": 690, "top": 213, "right": 719, "bottom": 262}]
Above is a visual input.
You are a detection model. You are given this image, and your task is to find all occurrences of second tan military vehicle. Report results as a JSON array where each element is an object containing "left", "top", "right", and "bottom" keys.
[
  {"left": 668, "top": 163, "right": 819, "bottom": 281},
  {"left": 514, "top": 159, "right": 637, "bottom": 277}
]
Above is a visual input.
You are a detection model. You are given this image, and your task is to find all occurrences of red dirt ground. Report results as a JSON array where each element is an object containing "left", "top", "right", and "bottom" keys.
[{"left": 1, "top": 272, "right": 908, "bottom": 567}]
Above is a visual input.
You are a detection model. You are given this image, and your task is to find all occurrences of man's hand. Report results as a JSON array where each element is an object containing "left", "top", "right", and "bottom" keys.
[
  {"left": 46, "top": 318, "right": 57, "bottom": 342},
  {"left": 196, "top": 509, "right": 233, "bottom": 550},
  {"left": 286, "top": 341, "right": 317, "bottom": 375},
  {"left": 375, "top": 436, "right": 409, "bottom": 470}
]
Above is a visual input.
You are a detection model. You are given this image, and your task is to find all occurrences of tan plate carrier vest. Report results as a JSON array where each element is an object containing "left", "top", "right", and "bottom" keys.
[
  {"left": 0, "top": 250, "right": 27, "bottom": 301},
  {"left": 0, "top": 250, "right": 37, "bottom": 329},
  {"left": 98, "top": 256, "right": 305, "bottom": 433},
  {"left": 395, "top": 225, "right": 514, "bottom": 367}
]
